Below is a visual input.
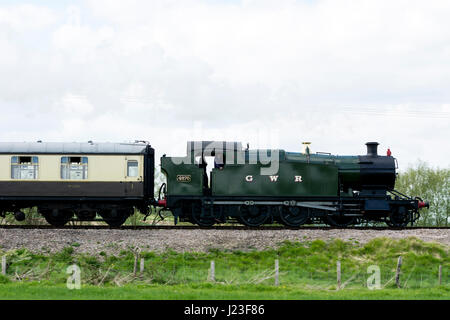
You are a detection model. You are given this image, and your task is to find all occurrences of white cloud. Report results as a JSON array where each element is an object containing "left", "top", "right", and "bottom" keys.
[
  {"left": 60, "top": 93, "right": 94, "bottom": 115},
  {"left": 0, "top": 4, "right": 56, "bottom": 31},
  {"left": 0, "top": 0, "right": 449, "bottom": 169}
]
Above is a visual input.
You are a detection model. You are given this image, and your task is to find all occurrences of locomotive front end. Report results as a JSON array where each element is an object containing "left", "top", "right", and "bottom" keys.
[
  {"left": 336, "top": 142, "right": 429, "bottom": 226},
  {"left": 338, "top": 142, "right": 396, "bottom": 193}
]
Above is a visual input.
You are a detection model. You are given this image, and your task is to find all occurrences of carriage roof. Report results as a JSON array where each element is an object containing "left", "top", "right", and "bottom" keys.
[{"left": 0, "top": 142, "right": 149, "bottom": 155}]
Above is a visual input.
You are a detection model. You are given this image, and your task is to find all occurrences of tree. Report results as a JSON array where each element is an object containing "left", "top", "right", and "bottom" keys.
[{"left": 395, "top": 161, "right": 449, "bottom": 226}]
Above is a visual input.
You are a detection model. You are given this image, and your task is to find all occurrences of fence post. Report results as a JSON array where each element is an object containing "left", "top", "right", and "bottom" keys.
[
  {"left": 1, "top": 256, "right": 5, "bottom": 276},
  {"left": 275, "top": 259, "right": 279, "bottom": 286},
  {"left": 337, "top": 260, "right": 341, "bottom": 290},
  {"left": 140, "top": 258, "right": 145, "bottom": 274},
  {"left": 395, "top": 256, "right": 402, "bottom": 288},
  {"left": 209, "top": 261, "right": 215, "bottom": 282},
  {"left": 133, "top": 253, "right": 139, "bottom": 276},
  {"left": 438, "top": 265, "right": 442, "bottom": 286}
]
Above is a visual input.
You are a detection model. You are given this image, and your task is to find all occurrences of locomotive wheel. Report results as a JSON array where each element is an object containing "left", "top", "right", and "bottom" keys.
[
  {"left": 279, "top": 206, "right": 309, "bottom": 227},
  {"left": 387, "top": 207, "right": 410, "bottom": 228},
  {"left": 238, "top": 205, "right": 269, "bottom": 227},
  {"left": 326, "top": 215, "right": 356, "bottom": 227},
  {"left": 41, "top": 209, "right": 73, "bottom": 227},
  {"left": 190, "top": 203, "right": 215, "bottom": 227}
]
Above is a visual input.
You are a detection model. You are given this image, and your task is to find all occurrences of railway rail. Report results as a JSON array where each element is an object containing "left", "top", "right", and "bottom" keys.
[{"left": 0, "top": 224, "right": 448, "bottom": 231}]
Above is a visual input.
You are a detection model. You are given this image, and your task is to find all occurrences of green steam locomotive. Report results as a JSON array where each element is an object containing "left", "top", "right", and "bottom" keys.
[{"left": 159, "top": 141, "right": 429, "bottom": 227}]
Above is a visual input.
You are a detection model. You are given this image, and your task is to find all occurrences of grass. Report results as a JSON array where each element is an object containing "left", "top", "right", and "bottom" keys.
[
  {"left": 0, "top": 237, "right": 448, "bottom": 300},
  {"left": 0, "top": 283, "right": 448, "bottom": 300}
]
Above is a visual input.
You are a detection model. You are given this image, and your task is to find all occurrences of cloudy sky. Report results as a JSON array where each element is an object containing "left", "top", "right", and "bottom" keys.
[{"left": 0, "top": 0, "right": 449, "bottom": 169}]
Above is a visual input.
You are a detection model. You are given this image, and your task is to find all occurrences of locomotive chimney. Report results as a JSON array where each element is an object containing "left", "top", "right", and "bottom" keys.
[{"left": 366, "top": 142, "right": 379, "bottom": 157}]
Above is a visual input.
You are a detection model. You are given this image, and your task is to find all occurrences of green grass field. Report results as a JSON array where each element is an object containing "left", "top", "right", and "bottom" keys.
[
  {"left": 0, "top": 283, "right": 448, "bottom": 300},
  {"left": 0, "top": 237, "right": 448, "bottom": 300}
]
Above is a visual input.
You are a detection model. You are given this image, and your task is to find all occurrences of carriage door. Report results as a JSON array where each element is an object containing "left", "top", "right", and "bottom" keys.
[{"left": 124, "top": 157, "right": 141, "bottom": 196}]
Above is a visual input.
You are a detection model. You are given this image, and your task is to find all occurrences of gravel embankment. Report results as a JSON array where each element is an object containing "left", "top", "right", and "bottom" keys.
[{"left": 0, "top": 228, "right": 448, "bottom": 255}]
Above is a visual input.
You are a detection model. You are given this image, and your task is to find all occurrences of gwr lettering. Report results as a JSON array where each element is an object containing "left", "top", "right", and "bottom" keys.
[{"left": 244, "top": 175, "right": 304, "bottom": 182}]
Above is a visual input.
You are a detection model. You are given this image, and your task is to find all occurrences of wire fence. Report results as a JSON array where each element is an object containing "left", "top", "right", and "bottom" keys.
[{"left": 1, "top": 253, "right": 447, "bottom": 290}]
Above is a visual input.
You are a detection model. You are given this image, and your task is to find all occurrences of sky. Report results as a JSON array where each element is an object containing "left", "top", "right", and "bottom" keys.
[{"left": 0, "top": 0, "right": 449, "bottom": 170}]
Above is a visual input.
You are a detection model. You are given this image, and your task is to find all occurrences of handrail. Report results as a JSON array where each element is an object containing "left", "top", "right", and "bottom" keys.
[{"left": 389, "top": 189, "right": 413, "bottom": 200}]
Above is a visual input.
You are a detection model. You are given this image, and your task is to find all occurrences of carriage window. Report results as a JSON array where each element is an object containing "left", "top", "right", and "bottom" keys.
[
  {"left": 127, "top": 160, "right": 138, "bottom": 177},
  {"left": 11, "top": 156, "right": 39, "bottom": 180},
  {"left": 61, "top": 156, "right": 88, "bottom": 180}
]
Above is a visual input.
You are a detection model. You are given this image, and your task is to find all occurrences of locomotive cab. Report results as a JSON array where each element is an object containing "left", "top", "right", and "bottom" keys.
[{"left": 161, "top": 141, "right": 243, "bottom": 197}]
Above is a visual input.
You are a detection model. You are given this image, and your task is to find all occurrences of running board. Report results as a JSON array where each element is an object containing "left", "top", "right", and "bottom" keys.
[
  {"left": 204, "top": 200, "right": 338, "bottom": 211},
  {"left": 296, "top": 202, "right": 337, "bottom": 211}
]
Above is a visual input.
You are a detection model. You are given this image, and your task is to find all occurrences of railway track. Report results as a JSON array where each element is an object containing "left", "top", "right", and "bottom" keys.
[{"left": 0, "top": 224, "right": 448, "bottom": 231}]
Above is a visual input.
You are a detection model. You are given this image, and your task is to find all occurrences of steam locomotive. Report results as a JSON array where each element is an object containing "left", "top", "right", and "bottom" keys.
[{"left": 0, "top": 140, "right": 428, "bottom": 227}]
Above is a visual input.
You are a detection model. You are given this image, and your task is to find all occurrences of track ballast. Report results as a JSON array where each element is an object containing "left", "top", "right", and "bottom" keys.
[{"left": 0, "top": 224, "right": 448, "bottom": 231}]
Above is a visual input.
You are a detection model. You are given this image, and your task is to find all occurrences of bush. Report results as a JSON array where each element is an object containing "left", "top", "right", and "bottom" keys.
[
  {"left": 396, "top": 161, "right": 449, "bottom": 226},
  {"left": 0, "top": 274, "right": 10, "bottom": 284}
]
